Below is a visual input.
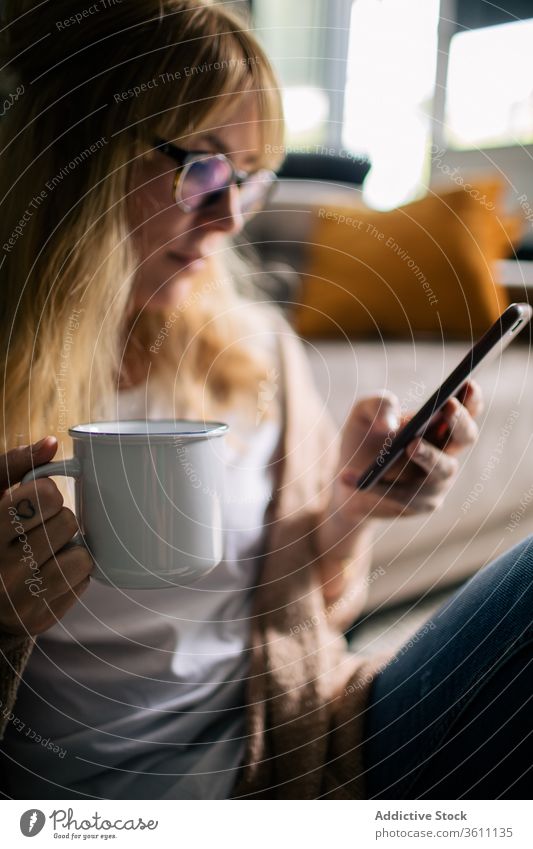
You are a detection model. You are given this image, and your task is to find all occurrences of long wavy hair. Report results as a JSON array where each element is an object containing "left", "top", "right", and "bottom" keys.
[{"left": 0, "top": 0, "right": 285, "bottom": 489}]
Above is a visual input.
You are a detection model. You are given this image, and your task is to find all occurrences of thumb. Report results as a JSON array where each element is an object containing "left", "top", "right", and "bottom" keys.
[
  {"left": 351, "top": 391, "right": 401, "bottom": 432},
  {"left": 0, "top": 436, "right": 58, "bottom": 496}
]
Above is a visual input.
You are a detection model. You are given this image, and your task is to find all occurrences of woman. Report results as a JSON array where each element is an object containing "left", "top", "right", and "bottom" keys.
[{"left": 0, "top": 0, "right": 530, "bottom": 799}]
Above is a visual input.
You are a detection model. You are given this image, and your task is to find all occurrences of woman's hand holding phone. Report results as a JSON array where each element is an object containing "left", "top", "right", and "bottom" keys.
[
  {"left": 333, "top": 380, "right": 483, "bottom": 521},
  {"left": 351, "top": 304, "right": 531, "bottom": 493}
]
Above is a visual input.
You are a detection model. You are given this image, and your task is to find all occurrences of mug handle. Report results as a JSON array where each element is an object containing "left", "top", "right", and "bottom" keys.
[{"left": 21, "top": 458, "right": 85, "bottom": 548}]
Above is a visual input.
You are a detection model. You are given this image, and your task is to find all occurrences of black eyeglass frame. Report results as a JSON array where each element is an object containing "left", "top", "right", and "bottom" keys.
[{"left": 152, "top": 137, "right": 277, "bottom": 214}]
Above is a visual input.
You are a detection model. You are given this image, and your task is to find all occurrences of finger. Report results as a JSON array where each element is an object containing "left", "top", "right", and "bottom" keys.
[
  {"left": 19, "top": 575, "right": 92, "bottom": 637},
  {"left": 456, "top": 380, "right": 484, "bottom": 418},
  {"left": 44, "top": 575, "right": 91, "bottom": 626},
  {"left": 341, "top": 433, "right": 418, "bottom": 489},
  {"left": 439, "top": 398, "right": 479, "bottom": 454},
  {"left": 367, "top": 468, "right": 453, "bottom": 515},
  {"left": 11, "top": 507, "right": 79, "bottom": 564},
  {"left": 2, "top": 477, "right": 64, "bottom": 541},
  {"left": 40, "top": 544, "right": 94, "bottom": 602},
  {"left": 342, "top": 392, "right": 402, "bottom": 470},
  {"left": 351, "top": 390, "right": 401, "bottom": 431},
  {"left": 353, "top": 475, "right": 431, "bottom": 516},
  {"left": 0, "top": 545, "right": 92, "bottom": 636},
  {"left": 0, "top": 437, "right": 58, "bottom": 496},
  {"left": 405, "top": 438, "right": 459, "bottom": 484}
]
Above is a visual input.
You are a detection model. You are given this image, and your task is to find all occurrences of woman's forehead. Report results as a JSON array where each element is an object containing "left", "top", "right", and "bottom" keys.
[
  {"left": 181, "top": 93, "right": 262, "bottom": 163},
  {"left": 155, "top": 85, "right": 283, "bottom": 171}
]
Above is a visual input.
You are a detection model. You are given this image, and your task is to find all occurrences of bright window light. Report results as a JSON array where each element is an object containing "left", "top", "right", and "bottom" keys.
[
  {"left": 342, "top": 0, "right": 440, "bottom": 210},
  {"left": 282, "top": 86, "right": 330, "bottom": 140},
  {"left": 445, "top": 18, "right": 533, "bottom": 150}
]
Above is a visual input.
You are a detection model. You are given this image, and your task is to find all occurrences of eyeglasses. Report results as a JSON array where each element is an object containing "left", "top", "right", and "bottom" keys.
[{"left": 152, "top": 137, "right": 277, "bottom": 215}]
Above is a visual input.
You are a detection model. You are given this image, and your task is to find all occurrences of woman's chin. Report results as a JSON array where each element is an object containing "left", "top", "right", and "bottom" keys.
[{"left": 133, "top": 275, "right": 195, "bottom": 313}]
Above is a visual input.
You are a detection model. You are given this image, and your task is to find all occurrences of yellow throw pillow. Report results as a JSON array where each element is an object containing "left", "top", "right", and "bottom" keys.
[{"left": 294, "top": 180, "right": 522, "bottom": 338}]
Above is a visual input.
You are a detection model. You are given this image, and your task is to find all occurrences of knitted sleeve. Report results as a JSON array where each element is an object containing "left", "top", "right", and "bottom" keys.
[{"left": 0, "top": 632, "right": 34, "bottom": 739}]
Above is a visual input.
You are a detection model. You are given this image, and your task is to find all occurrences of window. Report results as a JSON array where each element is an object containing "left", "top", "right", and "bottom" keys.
[
  {"left": 253, "top": 0, "right": 440, "bottom": 210},
  {"left": 444, "top": 18, "right": 533, "bottom": 150},
  {"left": 252, "top": 0, "right": 350, "bottom": 149},
  {"left": 252, "top": 0, "right": 532, "bottom": 211},
  {"left": 342, "top": 0, "right": 440, "bottom": 209}
]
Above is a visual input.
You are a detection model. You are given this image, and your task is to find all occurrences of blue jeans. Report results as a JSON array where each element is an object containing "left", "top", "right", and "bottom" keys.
[{"left": 362, "top": 534, "right": 533, "bottom": 799}]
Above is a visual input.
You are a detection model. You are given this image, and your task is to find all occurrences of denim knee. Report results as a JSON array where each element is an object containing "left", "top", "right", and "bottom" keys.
[
  {"left": 484, "top": 533, "right": 533, "bottom": 606},
  {"left": 441, "top": 533, "right": 533, "bottom": 645}
]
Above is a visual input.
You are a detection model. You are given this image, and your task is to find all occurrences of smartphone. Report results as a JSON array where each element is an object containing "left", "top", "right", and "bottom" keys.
[{"left": 356, "top": 302, "right": 532, "bottom": 491}]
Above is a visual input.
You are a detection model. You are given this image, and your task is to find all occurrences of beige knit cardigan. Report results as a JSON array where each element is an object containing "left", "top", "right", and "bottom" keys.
[{"left": 0, "top": 309, "right": 391, "bottom": 799}]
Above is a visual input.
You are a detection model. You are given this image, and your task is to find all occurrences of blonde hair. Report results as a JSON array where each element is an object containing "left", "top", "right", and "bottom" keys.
[{"left": 0, "top": 0, "right": 285, "bottom": 473}]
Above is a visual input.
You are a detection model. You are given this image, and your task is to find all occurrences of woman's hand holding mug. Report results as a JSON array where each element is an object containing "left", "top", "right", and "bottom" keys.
[
  {"left": 0, "top": 437, "right": 94, "bottom": 637},
  {"left": 9, "top": 419, "right": 228, "bottom": 592}
]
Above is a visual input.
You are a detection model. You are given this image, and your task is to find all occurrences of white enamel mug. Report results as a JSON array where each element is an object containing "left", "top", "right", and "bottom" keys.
[{"left": 21, "top": 419, "right": 228, "bottom": 589}]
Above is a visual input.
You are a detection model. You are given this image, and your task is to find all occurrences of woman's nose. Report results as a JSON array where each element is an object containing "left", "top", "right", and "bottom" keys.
[{"left": 198, "top": 184, "right": 245, "bottom": 236}]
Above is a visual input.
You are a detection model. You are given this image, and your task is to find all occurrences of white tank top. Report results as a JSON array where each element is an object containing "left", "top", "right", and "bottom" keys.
[{"left": 1, "top": 349, "right": 282, "bottom": 799}]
